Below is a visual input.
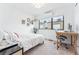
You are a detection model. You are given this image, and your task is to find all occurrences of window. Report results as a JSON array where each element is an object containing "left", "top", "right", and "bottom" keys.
[
  {"left": 53, "top": 16, "right": 64, "bottom": 30},
  {"left": 39, "top": 17, "right": 51, "bottom": 29},
  {"left": 39, "top": 16, "right": 64, "bottom": 30}
]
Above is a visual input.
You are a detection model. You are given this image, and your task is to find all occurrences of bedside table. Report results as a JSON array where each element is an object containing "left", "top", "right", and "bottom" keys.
[{"left": 0, "top": 43, "right": 23, "bottom": 55}]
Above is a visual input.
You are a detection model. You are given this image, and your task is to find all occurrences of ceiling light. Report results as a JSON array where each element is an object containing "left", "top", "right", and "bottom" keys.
[{"left": 33, "top": 3, "right": 45, "bottom": 8}]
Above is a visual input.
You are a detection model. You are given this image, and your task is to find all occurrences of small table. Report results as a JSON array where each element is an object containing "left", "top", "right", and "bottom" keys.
[{"left": 0, "top": 43, "right": 23, "bottom": 55}]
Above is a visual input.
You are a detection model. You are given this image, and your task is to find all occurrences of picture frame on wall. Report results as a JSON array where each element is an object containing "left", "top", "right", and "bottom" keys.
[
  {"left": 27, "top": 18, "right": 30, "bottom": 22},
  {"left": 22, "top": 19, "right": 25, "bottom": 24},
  {"left": 27, "top": 18, "right": 33, "bottom": 24}
]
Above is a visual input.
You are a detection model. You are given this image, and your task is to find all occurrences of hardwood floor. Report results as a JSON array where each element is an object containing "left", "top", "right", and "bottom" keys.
[{"left": 24, "top": 40, "right": 79, "bottom": 55}]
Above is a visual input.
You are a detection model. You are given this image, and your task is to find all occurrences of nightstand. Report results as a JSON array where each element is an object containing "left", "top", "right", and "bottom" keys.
[{"left": 0, "top": 43, "right": 23, "bottom": 55}]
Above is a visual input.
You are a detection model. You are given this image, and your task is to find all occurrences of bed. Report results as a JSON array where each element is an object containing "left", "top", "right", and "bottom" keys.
[
  {"left": 0, "top": 28, "right": 44, "bottom": 52},
  {"left": 17, "top": 33, "right": 44, "bottom": 52}
]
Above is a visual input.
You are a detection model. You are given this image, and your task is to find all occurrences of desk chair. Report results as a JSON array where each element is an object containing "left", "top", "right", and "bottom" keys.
[{"left": 57, "top": 35, "right": 71, "bottom": 49}]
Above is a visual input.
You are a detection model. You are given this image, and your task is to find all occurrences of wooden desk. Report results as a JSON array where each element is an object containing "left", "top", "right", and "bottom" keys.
[{"left": 56, "top": 31, "right": 78, "bottom": 54}]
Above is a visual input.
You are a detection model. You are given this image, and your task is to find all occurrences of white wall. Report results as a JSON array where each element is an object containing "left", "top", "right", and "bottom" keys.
[
  {"left": 54, "top": 6, "right": 74, "bottom": 31},
  {"left": 37, "top": 4, "right": 75, "bottom": 40},
  {"left": 74, "top": 4, "right": 79, "bottom": 33},
  {"left": 74, "top": 4, "right": 79, "bottom": 47},
  {"left": 0, "top": 3, "right": 75, "bottom": 41},
  {"left": 0, "top": 4, "right": 34, "bottom": 32}
]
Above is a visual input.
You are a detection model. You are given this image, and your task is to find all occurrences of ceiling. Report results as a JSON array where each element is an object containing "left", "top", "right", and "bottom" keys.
[{"left": 9, "top": 3, "right": 75, "bottom": 16}]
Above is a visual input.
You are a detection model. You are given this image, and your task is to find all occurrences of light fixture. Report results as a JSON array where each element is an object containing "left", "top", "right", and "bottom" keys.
[{"left": 33, "top": 3, "right": 45, "bottom": 8}]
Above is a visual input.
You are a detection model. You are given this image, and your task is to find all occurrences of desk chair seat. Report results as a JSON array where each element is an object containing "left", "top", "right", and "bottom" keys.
[{"left": 57, "top": 35, "right": 71, "bottom": 49}]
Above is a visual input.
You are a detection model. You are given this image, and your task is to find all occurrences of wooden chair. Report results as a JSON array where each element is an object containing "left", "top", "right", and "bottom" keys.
[{"left": 57, "top": 35, "right": 71, "bottom": 49}]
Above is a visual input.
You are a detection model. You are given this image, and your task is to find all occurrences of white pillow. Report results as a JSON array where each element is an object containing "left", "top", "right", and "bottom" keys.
[
  {"left": 5, "top": 32, "right": 18, "bottom": 43},
  {"left": 2, "top": 31, "right": 16, "bottom": 43},
  {"left": 11, "top": 32, "right": 20, "bottom": 42},
  {"left": 1, "top": 31, "right": 12, "bottom": 43}
]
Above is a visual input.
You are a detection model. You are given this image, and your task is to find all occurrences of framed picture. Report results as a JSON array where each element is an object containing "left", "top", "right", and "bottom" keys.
[
  {"left": 27, "top": 18, "right": 33, "bottom": 24},
  {"left": 27, "top": 18, "right": 30, "bottom": 22},
  {"left": 22, "top": 19, "right": 25, "bottom": 24}
]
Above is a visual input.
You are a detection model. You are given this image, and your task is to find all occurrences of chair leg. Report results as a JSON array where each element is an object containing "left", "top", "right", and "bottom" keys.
[
  {"left": 57, "top": 39, "right": 59, "bottom": 50},
  {"left": 57, "top": 46, "right": 59, "bottom": 50},
  {"left": 57, "top": 39, "right": 61, "bottom": 50}
]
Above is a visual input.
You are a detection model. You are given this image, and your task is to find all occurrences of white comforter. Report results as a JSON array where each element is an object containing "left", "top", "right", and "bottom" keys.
[
  {"left": 18, "top": 33, "right": 44, "bottom": 52},
  {"left": 0, "top": 25, "right": 44, "bottom": 52},
  {"left": 3, "top": 32, "right": 44, "bottom": 52}
]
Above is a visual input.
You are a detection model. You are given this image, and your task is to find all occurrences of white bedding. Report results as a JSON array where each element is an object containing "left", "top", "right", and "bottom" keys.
[
  {"left": 17, "top": 33, "right": 44, "bottom": 52},
  {"left": 0, "top": 25, "right": 44, "bottom": 52},
  {"left": 3, "top": 31, "right": 44, "bottom": 52}
]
